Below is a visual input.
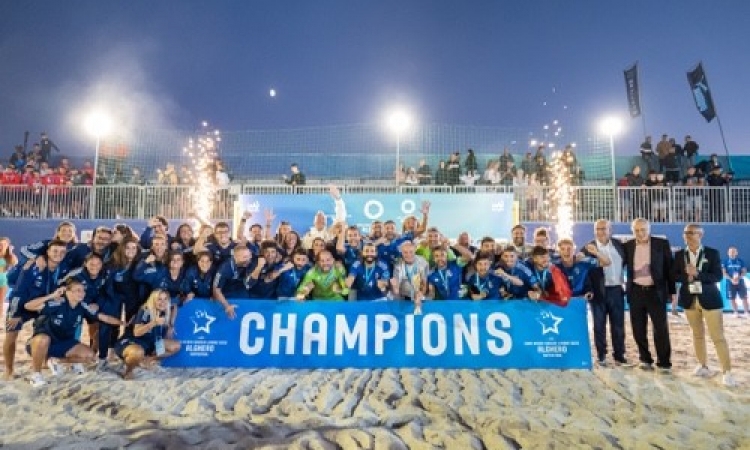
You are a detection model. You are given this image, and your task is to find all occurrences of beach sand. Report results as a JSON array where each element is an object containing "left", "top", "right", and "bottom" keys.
[{"left": 1, "top": 311, "right": 749, "bottom": 449}]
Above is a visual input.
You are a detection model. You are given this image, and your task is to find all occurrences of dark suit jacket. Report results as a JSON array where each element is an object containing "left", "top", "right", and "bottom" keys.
[
  {"left": 623, "top": 236, "right": 676, "bottom": 302},
  {"left": 673, "top": 246, "right": 724, "bottom": 310},
  {"left": 583, "top": 238, "right": 626, "bottom": 302}
]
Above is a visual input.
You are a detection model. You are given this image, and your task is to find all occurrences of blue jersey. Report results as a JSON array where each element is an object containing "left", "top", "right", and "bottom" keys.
[
  {"left": 341, "top": 244, "right": 363, "bottom": 271},
  {"left": 497, "top": 262, "right": 538, "bottom": 298},
  {"left": 427, "top": 262, "right": 464, "bottom": 300},
  {"left": 119, "top": 308, "right": 167, "bottom": 350},
  {"left": 205, "top": 241, "right": 237, "bottom": 266},
  {"left": 104, "top": 263, "right": 143, "bottom": 314},
  {"left": 9, "top": 240, "right": 76, "bottom": 286},
  {"left": 213, "top": 259, "right": 251, "bottom": 298},
  {"left": 276, "top": 265, "right": 311, "bottom": 298},
  {"left": 63, "top": 267, "right": 108, "bottom": 305},
  {"left": 376, "top": 232, "right": 414, "bottom": 270},
  {"left": 34, "top": 299, "right": 99, "bottom": 341},
  {"left": 133, "top": 260, "right": 169, "bottom": 293},
  {"left": 722, "top": 257, "right": 746, "bottom": 278},
  {"left": 184, "top": 266, "right": 215, "bottom": 298},
  {"left": 465, "top": 272, "right": 506, "bottom": 300},
  {"left": 7, "top": 262, "right": 69, "bottom": 320},
  {"left": 555, "top": 258, "right": 598, "bottom": 297},
  {"left": 349, "top": 260, "right": 391, "bottom": 300},
  {"left": 248, "top": 261, "right": 282, "bottom": 299},
  {"left": 161, "top": 269, "right": 188, "bottom": 298}
]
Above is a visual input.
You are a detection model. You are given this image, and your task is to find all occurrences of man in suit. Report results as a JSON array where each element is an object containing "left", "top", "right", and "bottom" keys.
[
  {"left": 623, "top": 218, "right": 676, "bottom": 372},
  {"left": 673, "top": 223, "right": 736, "bottom": 387},
  {"left": 584, "top": 219, "right": 630, "bottom": 367}
]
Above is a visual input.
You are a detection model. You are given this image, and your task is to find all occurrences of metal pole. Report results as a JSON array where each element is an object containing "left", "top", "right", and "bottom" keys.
[
  {"left": 610, "top": 134, "right": 620, "bottom": 221},
  {"left": 395, "top": 134, "right": 401, "bottom": 186},
  {"left": 90, "top": 136, "right": 100, "bottom": 219}
]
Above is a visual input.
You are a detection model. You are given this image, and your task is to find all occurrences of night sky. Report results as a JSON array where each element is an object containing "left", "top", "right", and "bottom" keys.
[{"left": 1, "top": 1, "right": 749, "bottom": 158}]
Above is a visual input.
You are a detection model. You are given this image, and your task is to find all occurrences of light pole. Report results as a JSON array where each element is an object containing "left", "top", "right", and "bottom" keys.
[
  {"left": 387, "top": 109, "right": 412, "bottom": 185},
  {"left": 600, "top": 116, "right": 624, "bottom": 220},
  {"left": 84, "top": 111, "right": 112, "bottom": 219}
]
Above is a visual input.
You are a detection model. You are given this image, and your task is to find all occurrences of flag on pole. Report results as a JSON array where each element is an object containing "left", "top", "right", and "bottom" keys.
[
  {"left": 623, "top": 63, "right": 641, "bottom": 118},
  {"left": 687, "top": 63, "right": 717, "bottom": 122}
]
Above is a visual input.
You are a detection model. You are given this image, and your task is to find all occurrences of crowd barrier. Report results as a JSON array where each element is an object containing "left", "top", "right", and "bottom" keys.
[
  {"left": 0, "top": 183, "right": 747, "bottom": 223},
  {"left": 164, "top": 298, "right": 592, "bottom": 369}
]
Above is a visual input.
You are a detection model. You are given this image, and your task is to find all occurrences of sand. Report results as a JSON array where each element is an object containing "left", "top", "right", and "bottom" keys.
[{"left": 1, "top": 310, "right": 749, "bottom": 450}]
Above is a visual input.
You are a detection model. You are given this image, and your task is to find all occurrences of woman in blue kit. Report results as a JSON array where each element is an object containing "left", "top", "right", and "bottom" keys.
[
  {"left": 115, "top": 289, "right": 181, "bottom": 380},
  {"left": 24, "top": 278, "right": 122, "bottom": 387},
  {"left": 99, "top": 237, "right": 143, "bottom": 368},
  {"left": 183, "top": 251, "right": 215, "bottom": 301}
]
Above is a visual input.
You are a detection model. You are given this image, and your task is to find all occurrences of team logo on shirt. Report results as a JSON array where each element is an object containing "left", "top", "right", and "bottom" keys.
[
  {"left": 537, "top": 311, "right": 563, "bottom": 335},
  {"left": 191, "top": 310, "right": 216, "bottom": 334}
]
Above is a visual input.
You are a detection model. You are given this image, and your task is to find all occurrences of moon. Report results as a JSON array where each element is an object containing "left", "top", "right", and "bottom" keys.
[{"left": 269, "top": 89, "right": 276, "bottom": 97}]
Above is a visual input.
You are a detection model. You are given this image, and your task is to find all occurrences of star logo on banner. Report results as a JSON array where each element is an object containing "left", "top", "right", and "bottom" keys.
[
  {"left": 192, "top": 310, "right": 216, "bottom": 334},
  {"left": 537, "top": 311, "right": 563, "bottom": 335}
]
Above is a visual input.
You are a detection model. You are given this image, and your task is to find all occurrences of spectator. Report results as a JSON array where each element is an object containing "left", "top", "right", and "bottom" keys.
[
  {"left": 645, "top": 171, "right": 667, "bottom": 222},
  {"left": 562, "top": 145, "right": 583, "bottom": 185},
  {"left": 129, "top": 167, "right": 146, "bottom": 185},
  {"left": 706, "top": 166, "right": 727, "bottom": 222},
  {"left": 482, "top": 160, "right": 500, "bottom": 186},
  {"left": 520, "top": 151, "right": 536, "bottom": 176},
  {"left": 684, "top": 135, "right": 699, "bottom": 169},
  {"left": 9, "top": 146, "right": 26, "bottom": 169},
  {"left": 447, "top": 152, "right": 461, "bottom": 185},
  {"left": 464, "top": 149, "right": 478, "bottom": 176},
  {"left": 394, "top": 163, "right": 407, "bottom": 185},
  {"left": 526, "top": 173, "right": 543, "bottom": 221},
  {"left": 656, "top": 134, "right": 671, "bottom": 172},
  {"left": 404, "top": 168, "right": 419, "bottom": 186},
  {"left": 283, "top": 163, "right": 306, "bottom": 186},
  {"left": 681, "top": 167, "right": 703, "bottom": 223},
  {"left": 416, "top": 159, "right": 432, "bottom": 185},
  {"left": 157, "top": 163, "right": 179, "bottom": 185},
  {"left": 670, "top": 137, "right": 684, "bottom": 177},
  {"left": 434, "top": 160, "right": 449, "bottom": 185},
  {"left": 39, "top": 132, "right": 61, "bottom": 164},
  {"left": 639, "top": 135, "right": 656, "bottom": 173},
  {"left": 500, "top": 158, "right": 517, "bottom": 187},
  {"left": 534, "top": 151, "right": 548, "bottom": 186},
  {"left": 663, "top": 144, "right": 681, "bottom": 184},
  {"left": 499, "top": 148, "right": 515, "bottom": 171}
]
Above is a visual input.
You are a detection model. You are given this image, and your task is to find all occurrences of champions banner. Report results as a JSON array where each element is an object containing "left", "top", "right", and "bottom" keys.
[
  {"left": 164, "top": 299, "right": 592, "bottom": 370},
  {"left": 687, "top": 62, "right": 717, "bottom": 123},
  {"left": 236, "top": 193, "right": 515, "bottom": 241},
  {"left": 624, "top": 63, "right": 641, "bottom": 118}
]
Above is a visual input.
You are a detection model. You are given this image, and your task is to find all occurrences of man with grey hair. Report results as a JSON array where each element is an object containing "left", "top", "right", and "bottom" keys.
[
  {"left": 623, "top": 218, "right": 676, "bottom": 373},
  {"left": 673, "top": 223, "right": 736, "bottom": 387}
]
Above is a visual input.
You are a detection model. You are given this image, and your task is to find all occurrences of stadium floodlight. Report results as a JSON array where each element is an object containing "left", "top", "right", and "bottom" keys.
[
  {"left": 600, "top": 116, "right": 624, "bottom": 217},
  {"left": 84, "top": 111, "right": 113, "bottom": 219},
  {"left": 386, "top": 108, "right": 412, "bottom": 185}
]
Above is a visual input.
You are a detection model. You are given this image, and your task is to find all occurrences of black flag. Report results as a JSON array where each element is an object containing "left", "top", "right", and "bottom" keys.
[
  {"left": 687, "top": 63, "right": 716, "bottom": 122},
  {"left": 623, "top": 63, "right": 641, "bottom": 118}
]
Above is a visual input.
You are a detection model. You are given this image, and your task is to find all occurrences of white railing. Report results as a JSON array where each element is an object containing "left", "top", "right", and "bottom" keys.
[{"left": 0, "top": 184, "right": 745, "bottom": 223}]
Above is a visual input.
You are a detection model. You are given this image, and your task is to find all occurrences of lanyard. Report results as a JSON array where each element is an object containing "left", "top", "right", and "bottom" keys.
[
  {"left": 437, "top": 268, "right": 449, "bottom": 292},
  {"left": 404, "top": 263, "right": 415, "bottom": 285},
  {"left": 535, "top": 269, "right": 548, "bottom": 287},
  {"left": 48, "top": 265, "right": 61, "bottom": 292},
  {"left": 474, "top": 274, "right": 488, "bottom": 292},
  {"left": 364, "top": 264, "right": 375, "bottom": 284},
  {"left": 320, "top": 268, "right": 335, "bottom": 287}
]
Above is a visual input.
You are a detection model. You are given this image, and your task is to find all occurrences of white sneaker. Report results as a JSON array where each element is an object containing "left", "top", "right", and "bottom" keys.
[
  {"left": 29, "top": 372, "right": 46, "bottom": 387},
  {"left": 692, "top": 365, "right": 712, "bottom": 378},
  {"left": 71, "top": 363, "right": 86, "bottom": 375},
  {"left": 723, "top": 372, "right": 738, "bottom": 388},
  {"left": 47, "top": 358, "right": 65, "bottom": 377}
]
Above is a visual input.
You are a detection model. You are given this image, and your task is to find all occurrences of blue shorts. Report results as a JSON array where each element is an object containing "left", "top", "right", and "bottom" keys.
[
  {"left": 26, "top": 336, "right": 80, "bottom": 358},
  {"left": 5, "top": 299, "right": 37, "bottom": 332},
  {"left": 727, "top": 279, "right": 748, "bottom": 300},
  {"left": 115, "top": 338, "right": 155, "bottom": 359}
]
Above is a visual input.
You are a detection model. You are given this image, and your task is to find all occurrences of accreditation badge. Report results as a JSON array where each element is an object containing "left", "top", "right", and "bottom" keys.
[
  {"left": 688, "top": 282, "right": 703, "bottom": 295},
  {"left": 155, "top": 338, "right": 166, "bottom": 356}
]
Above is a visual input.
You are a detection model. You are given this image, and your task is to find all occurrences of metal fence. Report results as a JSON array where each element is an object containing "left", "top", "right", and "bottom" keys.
[{"left": 0, "top": 184, "right": 745, "bottom": 223}]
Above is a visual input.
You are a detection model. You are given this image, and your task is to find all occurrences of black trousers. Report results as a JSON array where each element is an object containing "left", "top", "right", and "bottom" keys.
[{"left": 628, "top": 284, "right": 671, "bottom": 368}]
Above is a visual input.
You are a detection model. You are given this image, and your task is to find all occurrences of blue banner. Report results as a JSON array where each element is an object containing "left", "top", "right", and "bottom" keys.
[
  {"left": 164, "top": 299, "right": 592, "bottom": 370},
  {"left": 237, "top": 193, "right": 515, "bottom": 241}
]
